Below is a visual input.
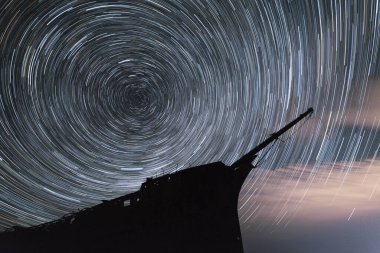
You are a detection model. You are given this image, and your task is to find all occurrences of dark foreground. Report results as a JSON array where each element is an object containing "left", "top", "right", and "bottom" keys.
[{"left": 0, "top": 161, "right": 249, "bottom": 253}]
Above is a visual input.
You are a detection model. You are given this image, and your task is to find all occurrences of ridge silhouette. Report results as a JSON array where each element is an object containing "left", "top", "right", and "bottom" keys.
[{"left": 0, "top": 108, "right": 313, "bottom": 253}]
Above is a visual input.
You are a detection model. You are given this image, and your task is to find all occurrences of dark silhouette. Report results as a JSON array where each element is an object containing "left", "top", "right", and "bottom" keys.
[{"left": 0, "top": 108, "right": 313, "bottom": 253}]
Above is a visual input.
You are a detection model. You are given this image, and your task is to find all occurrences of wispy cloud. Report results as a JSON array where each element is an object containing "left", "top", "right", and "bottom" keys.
[
  {"left": 344, "top": 80, "right": 380, "bottom": 128},
  {"left": 239, "top": 158, "right": 380, "bottom": 229}
]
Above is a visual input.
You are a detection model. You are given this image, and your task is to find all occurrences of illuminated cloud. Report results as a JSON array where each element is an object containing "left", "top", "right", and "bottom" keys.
[
  {"left": 344, "top": 81, "right": 380, "bottom": 128},
  {"left": 240, "top": 159, "right": 380, "bottom": 228}
]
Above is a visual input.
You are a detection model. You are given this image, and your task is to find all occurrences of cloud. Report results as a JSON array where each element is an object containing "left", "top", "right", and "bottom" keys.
[
  {"left": 344, "top": 80, "right": 380, "bottom": 128},
  {"left": 239, "top": 158, "right": 380, "bottom": 228}
]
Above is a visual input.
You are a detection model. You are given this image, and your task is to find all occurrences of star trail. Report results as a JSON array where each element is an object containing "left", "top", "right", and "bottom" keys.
[{"left": 0, "top": 1, "right": 379, "bottom": 251}]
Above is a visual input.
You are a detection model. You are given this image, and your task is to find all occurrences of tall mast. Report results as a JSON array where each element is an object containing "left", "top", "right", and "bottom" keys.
[{"left": 231, "top": 107, "right": 313, "bottom": 168}]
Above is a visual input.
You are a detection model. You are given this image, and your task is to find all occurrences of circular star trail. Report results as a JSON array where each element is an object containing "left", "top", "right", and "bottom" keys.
[{"left": 0, "top": 0, "right": 379, "bottom": 232}]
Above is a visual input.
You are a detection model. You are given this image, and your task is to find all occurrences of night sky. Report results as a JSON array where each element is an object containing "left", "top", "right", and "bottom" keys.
[{"left": 0, "top": 0, "right": 379, "bottom": 252}]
